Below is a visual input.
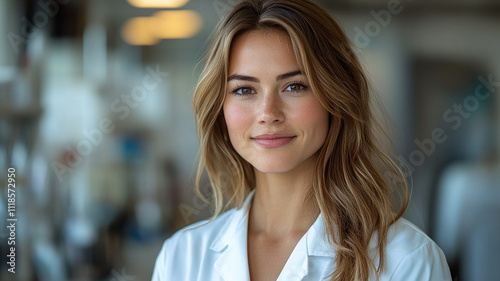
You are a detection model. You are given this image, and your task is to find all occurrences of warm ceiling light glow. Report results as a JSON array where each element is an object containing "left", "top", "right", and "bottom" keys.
[
  {"left": 152, "top": 10, "right": 202, "bottom": 39},
  {"left": 127, "top": 0, "right": 190, "bottom": 8},
  {"left": 121, "top": 10, "right": 202, "bottom": 45},
  {"left": 121, "top": 17, "right": 159, "bottom": 45}
]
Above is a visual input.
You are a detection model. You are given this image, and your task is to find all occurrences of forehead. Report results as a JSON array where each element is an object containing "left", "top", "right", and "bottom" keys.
[{"left": 228, "top": 29, "right": 300, "bottom": 75}]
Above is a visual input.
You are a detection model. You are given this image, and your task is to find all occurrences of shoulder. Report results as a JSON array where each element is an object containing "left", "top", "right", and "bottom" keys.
[
  {"left": 169, "top": 208, "right": 237, "bottom": 247},
  {"left": 159, "top": 207, "right": 237, "bottom": 257},
  {"left": 151, "top": 208, "right": 238, "bottom": 281},
  {"left": 379, "top": 218, "right": 452, "bottom": 281},
  {"left": 385, "top": 218, "right": 437, "bottom": 255}
]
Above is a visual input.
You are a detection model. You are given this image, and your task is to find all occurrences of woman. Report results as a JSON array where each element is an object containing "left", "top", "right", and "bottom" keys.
[{"left": 152, "top": 0, "right": 452, "bottom": 280}]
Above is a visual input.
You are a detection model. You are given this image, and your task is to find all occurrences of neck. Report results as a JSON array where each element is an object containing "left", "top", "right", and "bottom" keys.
[{"left": 248, "top": 159, "right": 320, "bottom": 239}]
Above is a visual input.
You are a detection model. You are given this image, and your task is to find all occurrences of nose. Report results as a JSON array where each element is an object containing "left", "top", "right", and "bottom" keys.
[{"left": 258, "top": 93, "right": 284, "bottom": 124}]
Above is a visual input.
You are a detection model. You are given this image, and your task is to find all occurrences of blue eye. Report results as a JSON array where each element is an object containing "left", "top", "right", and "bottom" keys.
[{"left": 285, "top": 83, "right": 306, "bottom": 92}]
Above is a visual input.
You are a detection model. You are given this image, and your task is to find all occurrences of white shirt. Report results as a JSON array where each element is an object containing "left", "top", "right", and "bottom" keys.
[{"left": 152, "top": 189, "right": 452, "bottom": 281}]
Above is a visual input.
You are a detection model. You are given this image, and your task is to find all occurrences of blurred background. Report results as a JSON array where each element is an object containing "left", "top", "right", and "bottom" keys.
[{"left": 0, "top": 0, "right": 499, "bottom": 280}]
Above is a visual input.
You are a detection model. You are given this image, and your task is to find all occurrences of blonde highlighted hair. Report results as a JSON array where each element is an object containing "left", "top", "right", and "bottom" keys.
[{"left": 192, "top": 0, "right": 409, "bottom": 280}]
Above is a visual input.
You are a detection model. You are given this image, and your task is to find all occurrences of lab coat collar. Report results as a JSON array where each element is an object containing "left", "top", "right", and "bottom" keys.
[
  {"left": 211, "top": 189, "right": 255, "bottom": 281},
  {"left": 210, "top": 189, "right": 255, "bottom": 253},
  {"left": 210, "top": 189, "right": 335, "bottom": 281}
]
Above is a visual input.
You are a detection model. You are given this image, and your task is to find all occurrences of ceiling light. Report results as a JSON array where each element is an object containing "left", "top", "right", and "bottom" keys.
[
  {"left": 152, "top": 10, "right": 202, "bottom": 39},
  {"left": 127, "top": 0, "right": 190, "bottom": 8},
  {"left": 121, "top": 17, "right": 159, "bottom": 45}
]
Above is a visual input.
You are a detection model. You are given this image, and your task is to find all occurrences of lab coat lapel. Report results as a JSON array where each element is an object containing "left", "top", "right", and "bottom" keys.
[
  {"left": 211, "top": 190, "right": 255, "bottom": 281},
  {"left": 276, "top": 213, "right": 332, "bottom": 281},
  {"left": 307, "top": 213, "right": 336, "bottom": 258},
  {"left": 213, "top": 228, "right": 251, "bottom": 281},
  {"left": 276, "top": 233, "right": 309, "bottom": 281}
]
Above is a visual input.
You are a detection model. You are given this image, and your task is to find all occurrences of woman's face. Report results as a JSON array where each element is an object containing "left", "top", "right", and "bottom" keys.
[{"left": 223, "top": 29, "right": 329, "bottom": 174}]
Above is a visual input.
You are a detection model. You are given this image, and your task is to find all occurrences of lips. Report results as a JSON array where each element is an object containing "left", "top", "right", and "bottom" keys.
[{"left": 252, "top": 134, "right": 296, "bottom": 149}]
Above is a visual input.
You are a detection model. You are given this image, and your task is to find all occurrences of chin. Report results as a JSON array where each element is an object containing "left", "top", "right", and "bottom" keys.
[{"left": 251, "top": 161, "right": 298, "bottom": 174}]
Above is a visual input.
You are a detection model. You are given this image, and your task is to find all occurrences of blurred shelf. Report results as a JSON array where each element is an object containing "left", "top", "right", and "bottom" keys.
[{"left": 0, "top": 106, "right": 43, "bottom": 120}]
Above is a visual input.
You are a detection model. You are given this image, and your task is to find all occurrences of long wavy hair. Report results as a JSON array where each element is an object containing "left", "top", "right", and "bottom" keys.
[{"left": 192, "top": 0, "right": 409, "bottom": 280}]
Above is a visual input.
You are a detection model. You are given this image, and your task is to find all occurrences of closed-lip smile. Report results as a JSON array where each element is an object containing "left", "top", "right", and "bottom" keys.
[{"left": 252, "top": 134, "right": 296, "bottom": 148}]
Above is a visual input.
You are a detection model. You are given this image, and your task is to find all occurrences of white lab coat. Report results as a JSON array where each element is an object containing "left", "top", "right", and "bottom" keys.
[{"left": 152, "top": 189, "right": 452, "bottom": 281}]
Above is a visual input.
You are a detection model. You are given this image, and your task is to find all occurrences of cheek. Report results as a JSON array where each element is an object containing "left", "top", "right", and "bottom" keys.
[
  {"left": 223, "top": 102, "right": 252, "bottom": 140},
  {"left": 294, "top": 100, "right": 329, "bottom": 132}
]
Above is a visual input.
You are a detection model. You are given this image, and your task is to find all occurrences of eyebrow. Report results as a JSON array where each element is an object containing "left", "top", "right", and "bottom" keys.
[{"left": 227, "top": 70, "right": 302, "bottom": 82}]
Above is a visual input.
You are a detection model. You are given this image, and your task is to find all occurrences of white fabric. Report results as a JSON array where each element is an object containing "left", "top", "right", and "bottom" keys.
[{"left": 152, "top": 189, "right": 452, "bottom": 281}]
